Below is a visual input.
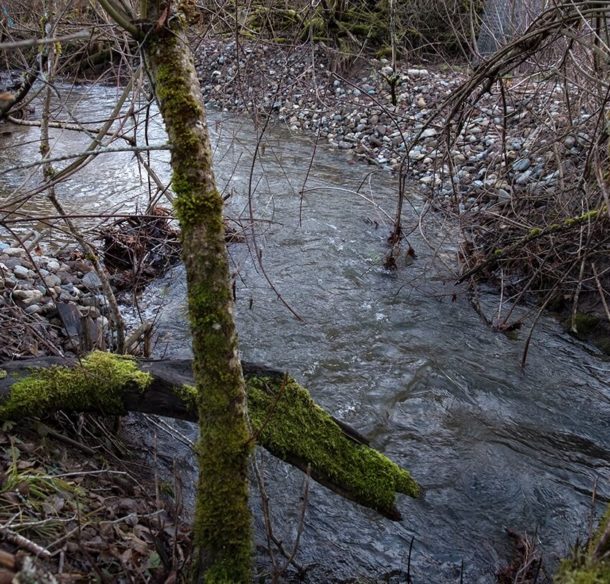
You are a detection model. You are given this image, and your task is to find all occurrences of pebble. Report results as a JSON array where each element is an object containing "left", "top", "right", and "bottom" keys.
[
  {"left": 512, "top": 158, "right": 531, "bottom": 172},
  {"left": 82, "top": 271, "right": 102, "bottom": 290},
  {"left": 14, "top": 265, "right": 31, "bottom": 279},
  {"left": 0, "top": 238, "right": 115, "bottom": 356},
  {"left": 44, "top": 274, "right": 62, "bottom": 287},
  {"left": 4, "top": 247, "right": 25, "bottom": 257},
  {"left": 564, "top": 135, "right": 576, "bottom": 148}
]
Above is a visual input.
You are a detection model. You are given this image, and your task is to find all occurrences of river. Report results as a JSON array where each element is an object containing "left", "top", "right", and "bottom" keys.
[{"left": 1, "top": 84, "right": 609, "bottom": 583}]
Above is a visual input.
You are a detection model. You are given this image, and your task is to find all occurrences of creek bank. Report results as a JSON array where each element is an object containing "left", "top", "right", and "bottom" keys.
[
  {"left": 194, "top": 37, "right": 571, "bottom": 206},
  {"left": 0, "top": 239, "right": 111, "bottom": 358},
  {"left": 0, "top": 213, "right": 181, "bottom": 359},
  {"left": 194, "top": 37, "right": 610, "bottom": 355}
]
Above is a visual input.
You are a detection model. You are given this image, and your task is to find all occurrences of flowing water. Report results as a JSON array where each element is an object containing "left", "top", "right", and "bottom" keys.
[{"left": 1, "top": 85, "right": 609, "bottom": 583}]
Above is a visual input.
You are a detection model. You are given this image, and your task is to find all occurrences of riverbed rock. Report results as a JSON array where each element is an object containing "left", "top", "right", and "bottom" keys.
[
  {"left": 13, "top": 265, "right": 31, "bottom": 279},
  {"left": 81, "top": 271, "right": 102, "bottom": 290},
  {"left": 4, "top": 247, "right": 25, "bottom": 257}
]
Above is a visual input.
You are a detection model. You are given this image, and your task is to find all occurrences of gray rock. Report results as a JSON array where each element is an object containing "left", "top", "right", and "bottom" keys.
[
  {"left": 406, "top": 68, "right": 429, "bottom": 77},
  {"left": 25, "top": 304, "right": 42, "bottom": 314},
  {"left": 4, "top": 247, "right": 25, "bottom": 257},
  {"left": 47, "top": 260, "right": 60, "bottom": 272},
  {"left": 81, "top": 271, "right": 103, "bottom": 290},
  {"left": 44, "top": 274, "right": 62, "bottom": 288},
  {"left": 2, "top": 258, "right": 23, "bottom": 270},
  {"left": 3, "top": 276, "right": 16, "bottom": 288},
  {"left": 14, "top": 289, "right": 43, "bottom": 305},
  {"left": 512, "top": 158, "right": 531, "bottom": 172},
  {"left": 563, "top": 135, "right": 577, "bottom": 148},
  {"left": 515, "top": 170, "right": 532, "bottom": 185},
  {"left": 14, "top": 265, "right": 31, "bottom": 279},
  {"left": 421, "top": 128, "right": 438, "bottom": 138},
  {"left": 57, "top": 270, "right": 76, "bottom": 284}
]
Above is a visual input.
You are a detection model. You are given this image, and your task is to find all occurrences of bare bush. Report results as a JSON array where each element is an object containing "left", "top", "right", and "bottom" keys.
[{"left": 430, "top": 1, "right": 610, "bottom": 351}]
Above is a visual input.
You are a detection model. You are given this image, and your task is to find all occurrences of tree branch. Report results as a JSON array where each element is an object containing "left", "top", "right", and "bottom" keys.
[{"left": 0, "top": 353, "right": 419, "bottom": 520}]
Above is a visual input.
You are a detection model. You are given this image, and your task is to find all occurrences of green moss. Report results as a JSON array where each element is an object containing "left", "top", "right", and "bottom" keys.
[
  {"left": 529, "top": 227, "right": 542, "bottom": 237},
  {"left": 304, "top": 15, "right": 325, "bottom": 35},
  {"left": 555, "top": 504, "right": 610, "bottom": 584},
  {"left": 555, "top": 566, "right": 610, "bottom": 584},
  {"left": 563, "top": 207, "right": 606, "bottom": 229},
  {"left": 375, "top": 46, "right": 393, "bottom": 59},
  {"left": 246, "top": 373, "right": 419, "bottom": 517},
  {"left": 0, "top": 352, "right": 151, "bottom": 421},
  {"left": 148, "top": 35, "right": 223, "bottom": 231},
  {"left": 174, "top": 383, "right": 198, "bottom": 413},
  {"left": 568, "top": 313, "right": 600, "bottom": 336}
]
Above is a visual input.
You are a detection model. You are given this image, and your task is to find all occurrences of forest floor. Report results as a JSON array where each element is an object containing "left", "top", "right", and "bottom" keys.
[{"left": 0, "top": 415, "right": 191, "bottom": 583}]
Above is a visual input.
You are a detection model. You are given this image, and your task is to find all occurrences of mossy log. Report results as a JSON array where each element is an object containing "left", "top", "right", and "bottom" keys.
[
  {"left": 555, "top": 504, "right": 610, "bottom": 584},
  {"left": 0, "top": 352, "right": 419, "bottom": 520}
]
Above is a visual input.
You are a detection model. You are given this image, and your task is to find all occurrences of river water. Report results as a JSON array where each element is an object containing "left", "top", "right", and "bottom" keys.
[{"left": 1, "top": 85, "right": 609, "bottom": 583}]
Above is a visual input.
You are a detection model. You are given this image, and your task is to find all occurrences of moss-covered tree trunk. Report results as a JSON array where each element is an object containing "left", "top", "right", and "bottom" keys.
[{"left": 140, "top": 3, "right": 252, "bottom": 581}]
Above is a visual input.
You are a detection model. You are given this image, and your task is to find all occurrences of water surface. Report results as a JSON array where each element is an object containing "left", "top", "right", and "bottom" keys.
[{"left": 1, "top": 84, "right": 608, "bottom": 583}]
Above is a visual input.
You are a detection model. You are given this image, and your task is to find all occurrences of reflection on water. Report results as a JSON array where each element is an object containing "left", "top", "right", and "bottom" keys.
[{"left": 2, "top": 84, "right": 609, "bottom": 583}]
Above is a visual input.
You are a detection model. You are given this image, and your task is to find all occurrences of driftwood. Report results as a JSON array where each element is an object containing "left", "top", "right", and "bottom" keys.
[{"left": 0, "top": 353, "right": 419, "bottom": 520}]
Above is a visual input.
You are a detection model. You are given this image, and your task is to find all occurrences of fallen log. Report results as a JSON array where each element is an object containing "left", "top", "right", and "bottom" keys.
[{"left": 0, "top": 352, "right": 419, "bottom": 520}]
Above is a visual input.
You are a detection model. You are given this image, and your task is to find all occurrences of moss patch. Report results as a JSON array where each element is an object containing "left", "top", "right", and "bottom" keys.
[
  {"left": 246, "top": 373, "right": 419, "bottom": 518},
  {"left": 0, "top": 352, "right": 151, "bottom": 421},
  {"left": 555, "top": 504, "right": 610, "bottom": 584}
]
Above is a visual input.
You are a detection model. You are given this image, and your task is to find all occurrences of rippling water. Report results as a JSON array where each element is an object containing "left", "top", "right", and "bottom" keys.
[{"left": 1, "top": 85, "right": 609, "bottom": 582}]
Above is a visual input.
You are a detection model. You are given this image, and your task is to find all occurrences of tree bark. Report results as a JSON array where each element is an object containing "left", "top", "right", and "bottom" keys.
[
  {"left": 0, "top": 353, "right": 419, "bottom": 521},
  {"left": 139, "top": 2, "right": 252, "bottom": 580}
]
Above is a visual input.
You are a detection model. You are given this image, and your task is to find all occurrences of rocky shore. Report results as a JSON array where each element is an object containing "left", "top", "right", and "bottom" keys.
[
  {"left": 194, "top": 39, "right": 587, "bottom": 213},
  {"left": 0, "top": 237, "right": 112, "bottom": 358}
]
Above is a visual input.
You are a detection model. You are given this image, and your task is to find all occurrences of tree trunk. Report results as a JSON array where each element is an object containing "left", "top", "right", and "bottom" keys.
[
  {"left": 0, "top": 352, "right": 419, "bottom": 521},
  {"left": 140, "top": 3, "right": 252, "bottom": 580}
]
